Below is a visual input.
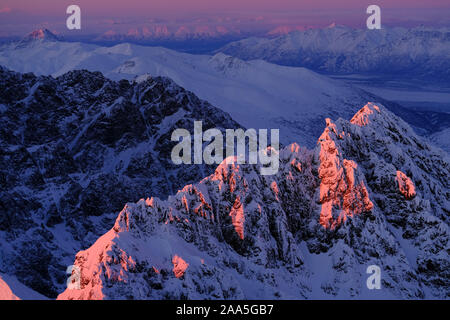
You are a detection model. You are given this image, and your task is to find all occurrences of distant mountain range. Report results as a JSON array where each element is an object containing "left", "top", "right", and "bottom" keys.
[
  {"left": 95, "top": 25, "right": 245, "bottom": 42},
  {"left": 4, "top": 24, "right": 302, "bottom": 44},
  {"left": 1, "top": 30, "right": 448, "bottom": 151},
  {"left": 83, "top": 24, "right": 307, "bottom": 42},
  {"left": 218, "top": 25, "right": 450, "bottom": 80}
]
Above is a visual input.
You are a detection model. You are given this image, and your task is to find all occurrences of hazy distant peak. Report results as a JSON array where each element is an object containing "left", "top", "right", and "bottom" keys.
[
  {"left": 326, "top": 22, "right": 348, "bottom": 29},
  {"left": 15, "top": 29, "right": 60, "bottom": 48},
  {"left": 23, "top": 29, "right": 60, "bottom": 41}
]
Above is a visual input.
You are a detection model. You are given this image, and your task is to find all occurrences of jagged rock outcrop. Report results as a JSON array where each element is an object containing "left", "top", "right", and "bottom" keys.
[
  {"left": 0, "top": 66, "right": 242, "bottom": 297},
  {"left": 58, "top": 103, "right": 449, "bottom": 300}
]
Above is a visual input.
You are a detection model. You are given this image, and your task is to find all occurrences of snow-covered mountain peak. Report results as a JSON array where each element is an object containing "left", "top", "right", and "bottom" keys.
[
  {"left": 316, "top": 107, "right": 375, "bottom": 229},
  {"left": 350, "top": 102, "right": 381, "bottom": 127},
  {"left": 23, "top": 29, "right": 59, "bottom": 42},
  {"left": 133, "top": 73, "right": 152, "bottom": 83},
  {"left": 326, "top": 23, "right": 348, "bottom": 30},
  {"left": 15, "top": 29, "right": 61, "bottom": 49},
  {"left": 29, "top": 28, "right": 58, "bottom": 39},
  {"left": 208, "top": 52, "right": 250, "bottom": 74},
  {"left": 100, "top": 42, "right": 134, "bottom": 56},
  {"left": 58, "top": 102, "right": 449, "bottom": 300},
  {"left": 317, "top": 102, "right": 448, "bottom": 222},
  {"left": 318, "top": 101, "right": 426, "bottom": 222},
  {"left": 0, "top": 66, "right": 243, "bottom": 298}
]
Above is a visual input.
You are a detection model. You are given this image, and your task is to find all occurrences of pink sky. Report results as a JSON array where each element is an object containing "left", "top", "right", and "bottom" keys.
[
  {"left": 2, "top": 0, "right": 450, "bottom": 15},
  {"left": 0, "top": 0, "right": 449, "bottom": 36}
]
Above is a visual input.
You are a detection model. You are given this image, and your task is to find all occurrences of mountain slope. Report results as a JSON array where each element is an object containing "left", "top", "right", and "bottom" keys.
[
  {"left": 0, "top": 66, "right": 242, "bottom": 297},
  {"left": 0, "top": 274, "right": 48, "bottom": 300},
  {"left": 0, "top": 277, "right": 19, "bottom": 300},
  {"left": 58, "top": 103, "right": 449, "bottom": 300},
  {"left": 0, "top": 36, "right": 442, "bottom": 147},
  {"left": 430, "top": 128, "right": 450, "bottom": 154},
  {"left": 217, "top": 26, "right": 450, "bottom": 80}
]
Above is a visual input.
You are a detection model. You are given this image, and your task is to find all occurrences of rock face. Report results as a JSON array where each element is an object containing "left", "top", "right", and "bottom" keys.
[
  {"left": 0, "top": 66, "right": 242, "bottom": 297},
  {"left": 317, "top": 118, "right": 374, "bottom": 229},
  {"left": 58, "top": 103, "right": 449, "bottom": 300}
]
